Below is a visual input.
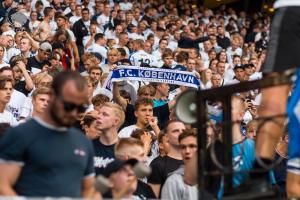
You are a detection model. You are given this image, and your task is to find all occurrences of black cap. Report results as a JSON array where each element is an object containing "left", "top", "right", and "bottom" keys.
[
  {"left": 52, "top": 42, "right": 65, "bottom": 50},
  {"left": 244, "top": 63, "right": 255, "bottom": 68},
  {"left": 91, "top": 52, "right": 102, "bottom": 62},
  {"left": 157, "top": 27, "right": 166, "bottom": 32},
  {"left": 233, "top": 64, "right": 245, "bottom": 71},
  {"left": 102, "top": 159, "right": 138, "bottom": 178},
  {"left": 118, "top": 59, "right": 132, "bottom": 65}
]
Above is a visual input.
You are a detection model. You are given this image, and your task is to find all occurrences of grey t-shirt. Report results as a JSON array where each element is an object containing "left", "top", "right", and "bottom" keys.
[{"left": 161, "top": 166, "right": 198, "bottom": 200}]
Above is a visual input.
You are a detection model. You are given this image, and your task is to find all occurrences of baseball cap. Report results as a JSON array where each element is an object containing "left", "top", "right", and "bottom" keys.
[
  {"left": 91, "top": 52, "right": 102, "bottom": 62},
  {"left": 244, "top": 63, "right": 254, "bottom": 68},
  {"left": 52, "top": 42, "right": 65, "bottom": 50},
  {"left": 40, "top": 42, "right": 52, "bottom": 52},
  {"left": 233, "top": 64, "right": 245, "bottom": 71},
  {"left": 102, "top": 159, "right": 138, "bottom": 178}
]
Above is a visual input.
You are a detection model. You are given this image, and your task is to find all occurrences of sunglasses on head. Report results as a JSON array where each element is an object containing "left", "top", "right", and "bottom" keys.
[{"left": 58, "top": 96, "right": 88, "bottom": 113}]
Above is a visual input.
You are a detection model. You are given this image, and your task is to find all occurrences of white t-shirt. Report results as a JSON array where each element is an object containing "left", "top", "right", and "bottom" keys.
[
  {"left": 249, "top": 72, "right": 262, "bottom": 81},
  {"left": 6, "top": 48, "right": 21, "bottom": 62},
  {"left": 119, "top": 2, "right": 133, "bottom": 10},
  {"left": 83, "top": 35, "right": 94, "bottom": 50},
  {"left": 69, "top": 16, "right": 81, "bottom": 27},
  {"left": 0, "top": 62, "right": 10, "bottom": 68},
  {"left": 128, "top": 33, "right": 144, "bottom": 40},
  {"left": 88, "top": 44, "right": 108, "bottom": 59},
  {"left": 97, "top": 14, "right": 110, "bottom": 32},
  {"left": 151, "top": 50, "right": 163, "bottom": 67},
  {"left": 66, "top": 29, "right": 76, "bottom": 42},
  {"left": 6, "top": 89, "right": 27, "bottom": 120},
  {"left": 0, "top": 110, "right": 18, "bottom": 126},
  {"left": 226, "top": 47, "right": 243, "bottom": 64},
  {"left": 118, "top": 125, "right": 138, "bottom": 138},
  {"left": 20, "top": 97, "right": 33, "bottom": 119},
  {"left": 130, "top": 50, "right": 157, "bottom": 67}
]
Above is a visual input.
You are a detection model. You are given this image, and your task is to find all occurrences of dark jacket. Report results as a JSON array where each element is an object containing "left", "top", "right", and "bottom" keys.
[
  {"left": 72, "top": 19, "right": 89, "bottom": 47},
  {"left": 178, "top": 36, "right": 210, "bottom": 49}
]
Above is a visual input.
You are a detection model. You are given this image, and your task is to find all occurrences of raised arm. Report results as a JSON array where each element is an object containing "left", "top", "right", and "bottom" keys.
[
  {"left": 113, "top": 82, "right": 128, "bottom": 110},
  {"left": 17, "top": 60, "right": 34, "bottom": 91}
]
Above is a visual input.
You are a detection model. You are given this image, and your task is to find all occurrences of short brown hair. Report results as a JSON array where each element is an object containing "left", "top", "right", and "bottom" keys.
[
  {"left": 32, "top": 87, "right": 51, "bottom": 100},
  {"left": 164, "top": 119, "right": 184, "bottom": 133},
  {"left": 89, "top": 66, "right": 103, "bottom": 75},
  {"left": 178, "top": 129, "right": 197, "bottom": 143},
  {"left": 134, "top": 97, "right": 153, "bottom": 111},
  {"left": 137, "top": 85, "right": 155, "bottom": 96},
  {"left": 0, "top": 77, "right": 13, "bottom": 90},
  {"left": 162, "top": 48, "right": 173, "bottom": 59},
  {"left": 92, "top": 94, "right": 110, "bottom": 107}
]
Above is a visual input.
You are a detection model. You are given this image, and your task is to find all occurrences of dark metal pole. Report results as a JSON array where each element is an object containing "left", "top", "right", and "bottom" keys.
[
  {"left": 222, "top": 96, "right": 233, "bottom": 193},
  {"left": 197, "top": 91, "right": 207, "bottom": 199}
]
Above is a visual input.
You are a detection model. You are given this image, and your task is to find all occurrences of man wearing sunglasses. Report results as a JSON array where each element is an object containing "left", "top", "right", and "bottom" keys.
[{"left": 0, "top": 71, "right": 97, "bottom": 198}]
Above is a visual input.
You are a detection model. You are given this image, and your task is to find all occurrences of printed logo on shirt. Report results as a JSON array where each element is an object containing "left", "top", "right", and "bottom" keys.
[
  {"left": 94, "top": 156, "right": 114, "bottom": 168},
  {"left": 7, "top": 106, "right": 19, "bottom": 119},
  {"left": 233, "top": 155, "right": 244, "bottom": 170},
  {"left": 74, "top": 149, "right": 86, "bottom": 157}
]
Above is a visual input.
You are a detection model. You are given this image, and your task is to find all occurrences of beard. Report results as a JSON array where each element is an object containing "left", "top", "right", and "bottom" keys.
[{"left": 49, "top": 101, "right": 76, "bottom": 127}]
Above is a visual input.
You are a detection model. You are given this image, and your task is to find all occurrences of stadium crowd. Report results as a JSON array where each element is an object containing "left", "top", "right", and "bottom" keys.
[{"left": 0, "top": 0, "right": 289, "bottom": 199}]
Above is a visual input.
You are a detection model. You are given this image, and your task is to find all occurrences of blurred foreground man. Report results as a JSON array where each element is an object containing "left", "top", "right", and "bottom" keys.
[{"left": 0, "top": 71, "right": 96, "bottom": 197}]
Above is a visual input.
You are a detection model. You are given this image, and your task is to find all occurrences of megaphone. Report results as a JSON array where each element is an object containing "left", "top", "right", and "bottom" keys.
[{"left": 175, "top": 90, "right": 197, "bottom": 124}]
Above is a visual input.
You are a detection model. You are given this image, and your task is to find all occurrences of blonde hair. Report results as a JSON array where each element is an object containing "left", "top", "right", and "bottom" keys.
[
  {"left": 32, "top": 72, "right": 53, "bottom": 86},
  {"left": 107, "top": 48, "right": 119, "bottom": 55},
  {"left": 101, "top": 102, "right": 125, "bottom": 127}
]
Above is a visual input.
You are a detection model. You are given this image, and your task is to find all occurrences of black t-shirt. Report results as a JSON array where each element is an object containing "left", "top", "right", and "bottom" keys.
[
  {"left": 92, "top": 139, "right": 115, "bottom": 175},
  {"left": 147, "top": 156, "right": 183, "bottom": 196},
  {"left": 103, "top": 180, "right": 156, "bottom": 199},
  {"left": 0, "top": 119, "right": 95, "bottom": 197},
  {"left": 124, "top": 103, "right": 170, "bottom": 130},
  {"left": 14, "top": 81, "right": 30, "bottom": 96},
  {"left": 135, "top": 180, "right": 156, "bottom": 199},
  {"left": 26, "top": 56, "right": 46, "bottom": 72}
]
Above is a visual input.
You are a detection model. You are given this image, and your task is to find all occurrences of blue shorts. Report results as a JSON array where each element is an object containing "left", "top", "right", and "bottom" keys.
[{"left": 287, "top": 69, "right": 300, "bottom": 174}]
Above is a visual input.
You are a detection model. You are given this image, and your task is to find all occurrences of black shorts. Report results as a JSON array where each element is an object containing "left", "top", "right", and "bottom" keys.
[{"left": 263, "top": 7, "right": 300, "bottom": 73}]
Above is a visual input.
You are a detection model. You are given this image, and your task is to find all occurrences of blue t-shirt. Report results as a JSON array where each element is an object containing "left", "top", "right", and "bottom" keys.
[
  {"left": 217, "top": 138, "right": 255, "bottom": 199},
  {"left": 0, "top": 119, "right": 95, "bottom": 197},
  {"left": 232, "top": 138, "right": 255, "bottom": 187},
  {"left": 153, "top": 99, "right": 168, "bottom": 108}
]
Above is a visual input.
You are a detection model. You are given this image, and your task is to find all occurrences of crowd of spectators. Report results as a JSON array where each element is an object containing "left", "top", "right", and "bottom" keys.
[{"left": 0, "top": 0, "right": 289, "bottom": 199}]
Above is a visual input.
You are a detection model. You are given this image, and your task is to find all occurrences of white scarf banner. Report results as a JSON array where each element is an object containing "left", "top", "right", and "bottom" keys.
[{"left": 103, "top": 65, "right": 200, "bottom": 90}]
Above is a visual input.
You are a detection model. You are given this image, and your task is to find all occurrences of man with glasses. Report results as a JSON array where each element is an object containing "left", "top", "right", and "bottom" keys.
[
  {"left": 0, "top": 71, "right": 96, "bottom": 197},
  {"left": 26, "top": 42, "right": 52, "bottom": 74}
]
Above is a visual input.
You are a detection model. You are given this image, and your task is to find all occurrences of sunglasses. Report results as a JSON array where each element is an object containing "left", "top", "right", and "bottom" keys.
[{"left": 58, "top": 96, "right": 88, "bottom": 113}]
